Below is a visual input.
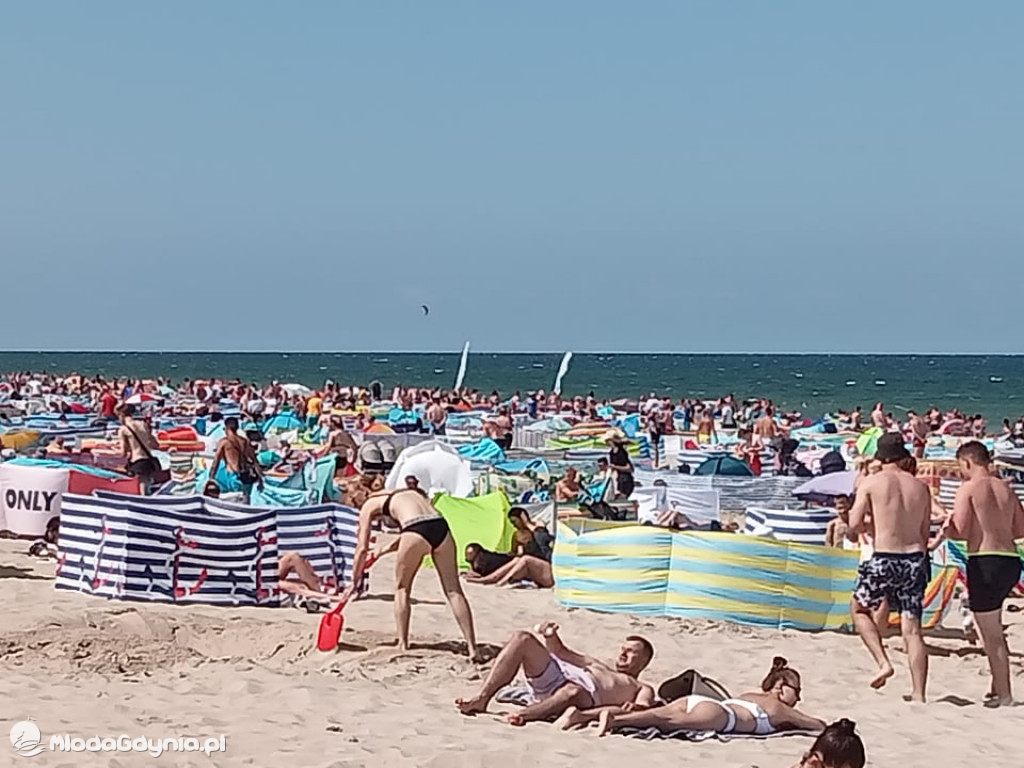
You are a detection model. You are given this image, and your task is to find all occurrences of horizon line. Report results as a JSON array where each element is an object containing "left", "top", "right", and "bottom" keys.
[{"left": 0, "top": 349, "right": 1022, "bottom": 357}]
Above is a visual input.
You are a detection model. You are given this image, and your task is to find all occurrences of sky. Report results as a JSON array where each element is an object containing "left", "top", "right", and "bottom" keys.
[{"left": 2, "top": 2, "right": 1023, "bottom": 354}]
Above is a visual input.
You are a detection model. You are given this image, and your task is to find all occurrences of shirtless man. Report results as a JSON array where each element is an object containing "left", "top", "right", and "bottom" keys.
[
  {"left": 426, "top": 397, "right": 447, "bottom": 436},
  {"left": 753, "top": 407, "right": 779, "bottom": 447},
  {"left": 870, "top": 402, "right": 886, "bottom": 428},
  {"left": 847, "top": 432, "right": 931, "bottom": 701},
  {"left": 907, "top": 411, "right": 929, "bottom": 459},
  {"left": 696, "top": 409, "right": 716, "bottom": 445},
  {"left": 484, "top": 407, "right": 513, "bottom": 450},
  {"left": 210, "top": 416, "right": 263, "bottom": 495},
  {"left": 946, "top": 441, "right": 1024, "bottom": 707},
  {"left": 850, "top": 406, "right": 863, "bottom": 431},
  {"left": 455, "top": 622, "right": 654, "bottom": 725},
  {"left": 554, "top": 467, "right": 581, "bottom": 502}
]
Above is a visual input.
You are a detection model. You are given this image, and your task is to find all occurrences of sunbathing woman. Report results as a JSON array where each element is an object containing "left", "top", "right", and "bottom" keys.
[
  {"left": 341, "top": 487, "right": 480, "bottom": 661},
  {"left": 561, "top": 656, "right": 825, "bottom": 737},
  {"left": 462, "top": 543, "right": 554, "bottom": 588}
]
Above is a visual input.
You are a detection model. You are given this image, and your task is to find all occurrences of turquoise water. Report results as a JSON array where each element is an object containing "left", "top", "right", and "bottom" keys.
[{"left": 0, "top": 352, "right": 1019, "bottom": 422}]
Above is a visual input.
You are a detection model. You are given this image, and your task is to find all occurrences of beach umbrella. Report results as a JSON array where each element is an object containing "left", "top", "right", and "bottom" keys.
[
  {"left": 792, "top": 470, "right": 858, "bottom": 504},
  {"left": 125, "top": 393, "right": 160, "bottom": 405},
  {"left": 855, "top": 427, "right": 884, "bottom": 457},
  {"left": 281, "top": 383, "right": 313, "bottom": 397},
  {"left": 693, "top": 455, "right": 754, "bottom": 477}
]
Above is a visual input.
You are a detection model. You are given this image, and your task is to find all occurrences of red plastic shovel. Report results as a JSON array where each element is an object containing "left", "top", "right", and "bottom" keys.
[{"left": 317, "top": 554, "right": 377, "bottom": 652}]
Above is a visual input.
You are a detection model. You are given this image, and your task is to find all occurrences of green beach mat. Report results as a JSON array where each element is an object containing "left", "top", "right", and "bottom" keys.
[{"left": 431, "top": 491, "right": 514, "bottom": 569}]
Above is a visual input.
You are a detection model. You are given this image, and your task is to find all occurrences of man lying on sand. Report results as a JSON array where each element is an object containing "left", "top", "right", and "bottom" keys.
[{"left": 455, "top": 622, "right": 654, "bottom": 725}]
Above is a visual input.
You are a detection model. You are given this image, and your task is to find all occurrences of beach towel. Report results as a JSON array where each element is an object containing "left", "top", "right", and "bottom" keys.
[{"left": 618, "top": 727, "right": 818, "bottom": 742}]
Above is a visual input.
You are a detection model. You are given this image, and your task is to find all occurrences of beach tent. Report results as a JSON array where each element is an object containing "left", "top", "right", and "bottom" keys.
[
  {"left": 261, "top": 412, "right": 304, "bottom": 433},
  {"left": 0, "top": 461, "right": 139, "bottom": 536},
  {"left": 432, "top": 491, "right": 514, "bottom": 569},
  {"left": 386, "top": 440, "right": 472, "bottom": 497},
  {"left": 694, "top": 455, "right": 754, "bottom": 477}
]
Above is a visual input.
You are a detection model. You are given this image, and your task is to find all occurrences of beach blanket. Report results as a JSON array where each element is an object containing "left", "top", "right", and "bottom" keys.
[{"left": 618, "top": 727, "right": 818, "bottom": 742}]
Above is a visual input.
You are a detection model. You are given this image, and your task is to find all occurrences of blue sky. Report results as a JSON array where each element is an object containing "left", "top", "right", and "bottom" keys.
[{"left": 2, "top": 3, "right": 1022, "bottom": 353}]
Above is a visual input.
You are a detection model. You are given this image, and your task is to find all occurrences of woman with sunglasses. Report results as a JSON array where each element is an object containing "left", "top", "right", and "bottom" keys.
[
  {"left": 790, "top": 719, "right": 866, "bottom": 768},
  {"left": 572, "top": 657, "right": 826, "bottom": 737}
]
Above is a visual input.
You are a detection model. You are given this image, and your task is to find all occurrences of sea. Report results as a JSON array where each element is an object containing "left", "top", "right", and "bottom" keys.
[{"left": 0, "top": 352, "right": 1020, "bottom": 423}]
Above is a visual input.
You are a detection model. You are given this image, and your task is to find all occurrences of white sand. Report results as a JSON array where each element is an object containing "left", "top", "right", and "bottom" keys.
[{"left": 2, "top": 539, "right": 1022, "bottom": 767}]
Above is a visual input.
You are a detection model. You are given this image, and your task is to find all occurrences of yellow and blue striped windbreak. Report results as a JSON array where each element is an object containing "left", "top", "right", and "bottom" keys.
[{"left": 553, "top": 519, "right": 956, "bottom": 631}]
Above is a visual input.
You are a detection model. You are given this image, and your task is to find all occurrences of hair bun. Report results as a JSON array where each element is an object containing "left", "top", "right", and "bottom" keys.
[
  {"left": 772, "top": 656, "right": 788, "bottom": 669},
  {"left": 835, "top": 718, "right": 857, "bottom": 735}
]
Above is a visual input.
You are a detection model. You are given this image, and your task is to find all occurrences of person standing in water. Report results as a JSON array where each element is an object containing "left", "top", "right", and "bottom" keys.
[
  {"left": 847, "top": 432, "right": 931, "bottom": 702},
  {"left": 946, "top": 441, "right": 1024, "bottom": 707},
  {"left": 342, "top": 487, "right": 480, "bottom": 661}
]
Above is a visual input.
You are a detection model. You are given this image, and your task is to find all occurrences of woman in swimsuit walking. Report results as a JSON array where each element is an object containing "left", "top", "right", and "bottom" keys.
[
  {"left": 341, "top": 487, "right": 480, "bottom": 661},
  {"left": 590, "top": 657, "right": 826, "bottom": 737}
]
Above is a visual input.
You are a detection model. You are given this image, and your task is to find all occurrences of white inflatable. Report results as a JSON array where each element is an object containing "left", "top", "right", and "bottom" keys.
[{"left": 385, "top": 440, "right": 473, "bottom": 497}]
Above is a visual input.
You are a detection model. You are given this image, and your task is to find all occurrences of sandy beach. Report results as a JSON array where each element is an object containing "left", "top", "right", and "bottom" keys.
[{"left": 1, "top": 540, "right": 1021, "bottom": 767}]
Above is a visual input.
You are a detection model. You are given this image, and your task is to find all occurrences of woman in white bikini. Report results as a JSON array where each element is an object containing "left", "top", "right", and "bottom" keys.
[
  {"left": 341, "top": 487, "right": 480, "bottom": 661},
  {"left": 592, "top": 656, "right": 826, "bottom": 737}
]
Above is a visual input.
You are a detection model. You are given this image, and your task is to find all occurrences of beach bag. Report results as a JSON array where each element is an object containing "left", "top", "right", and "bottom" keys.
[
  {"left": 657, "top": 669, "right": 732, "bottom": 704},
  {"left": 585, "top": 500, "right": 628, "bottom": 522}
]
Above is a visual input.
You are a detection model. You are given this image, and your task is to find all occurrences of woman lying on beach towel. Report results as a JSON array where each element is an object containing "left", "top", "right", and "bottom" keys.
[
  {"left": 462, "top": 543, "right": 554, "bottom": 588},
  {"left": 790, "top": 719, "right": 865, "bottom": 768},
  {"left": 560, "top": 656, "right": 825, "bottom": 737},
  {"left": 342, "top": 487, "right": 480, "bottom": 661}
]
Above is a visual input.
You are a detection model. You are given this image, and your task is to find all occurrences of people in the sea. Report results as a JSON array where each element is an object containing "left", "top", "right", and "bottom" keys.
[
  {"left": 342, "top": 487, "right": 480, "bottom": 661},
  {"left": 455, "top": 622, "right": 654, "bottom": 725},
  {"left": 561, "top": 656, "right": 825, "bottom": 738},
  {"left": 945, "top": 441, "right": 1024, "bottom": 707},
  {"left": 847, "top": 432, "right": 931, "bottom": 702}
]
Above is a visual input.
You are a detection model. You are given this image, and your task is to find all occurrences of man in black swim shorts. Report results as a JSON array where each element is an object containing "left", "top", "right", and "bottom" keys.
[{"left": 947, "top": 441, "right": 1024, "bottom": 706}]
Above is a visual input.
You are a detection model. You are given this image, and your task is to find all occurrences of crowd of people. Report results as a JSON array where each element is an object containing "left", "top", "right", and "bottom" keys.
[{"left": 3, "top": 371, "right": 1023, "bottom": 764}]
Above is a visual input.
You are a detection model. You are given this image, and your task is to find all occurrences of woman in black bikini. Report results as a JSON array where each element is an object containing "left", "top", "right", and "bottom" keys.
[{"left": 341, "top": 487, "right": 480, "bottom": 661}]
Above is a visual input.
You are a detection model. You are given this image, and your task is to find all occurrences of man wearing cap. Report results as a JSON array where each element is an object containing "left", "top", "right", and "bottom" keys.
[{"left": 847, "top": 432, "right": 932, "bottom": 702}]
